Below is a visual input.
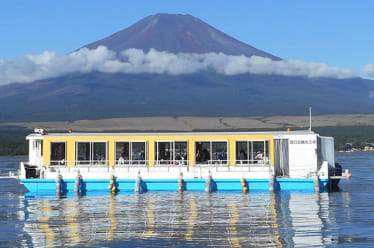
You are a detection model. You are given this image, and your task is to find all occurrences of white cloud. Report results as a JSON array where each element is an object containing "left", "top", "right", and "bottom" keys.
[
  {"left": 363, "top": 64, "right": 374, "bottom": 77},
  {"left": 0, "top": 46, "right": 357, "bottom": 86}
]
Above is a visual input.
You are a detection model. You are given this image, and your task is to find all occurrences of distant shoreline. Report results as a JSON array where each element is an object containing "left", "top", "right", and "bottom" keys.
[
  {"left": 2, "top": 115, "right": 374, "bottom": 156},
  {"left": 0, "top": 155, "right": 26, "bottom": 158},
  {"left": 3, "top": 114, "right": 374, "bottom": 132}
]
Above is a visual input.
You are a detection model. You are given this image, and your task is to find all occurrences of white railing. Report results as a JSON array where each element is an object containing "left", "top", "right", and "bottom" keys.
[
  {"left": 46, "top": 159, "right": 271, "bottom": 166},
  {"left": 44, "top": 159, "right": 271, "bottom": 173}
]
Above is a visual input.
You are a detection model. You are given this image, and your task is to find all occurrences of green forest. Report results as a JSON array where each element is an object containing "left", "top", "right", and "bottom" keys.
[
  {"left": 0, "top": 126, "right": 29, "bottom": 156},
  {"left": 314, "top": 126, "right": 374, "bottom": 151}
]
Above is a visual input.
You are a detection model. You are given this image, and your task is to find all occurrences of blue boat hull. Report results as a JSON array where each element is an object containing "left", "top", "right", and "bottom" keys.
[{"left": 21, "top": 178, "right": 329, "bottom": 195}]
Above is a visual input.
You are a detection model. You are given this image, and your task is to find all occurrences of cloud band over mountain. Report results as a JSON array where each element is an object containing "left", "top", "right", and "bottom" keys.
[
  {"left": 364, "top": 64, "right": 374, "bottom": 78},
  {"left": 0, "top": 46, "right": 357, "bottom": 86}
]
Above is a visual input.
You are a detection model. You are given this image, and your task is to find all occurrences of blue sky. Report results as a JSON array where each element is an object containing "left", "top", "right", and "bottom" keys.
[{"left": 1, "top": 0, "right": 373, "bottom": 74}]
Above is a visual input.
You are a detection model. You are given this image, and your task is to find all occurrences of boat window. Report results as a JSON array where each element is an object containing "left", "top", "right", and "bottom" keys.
[
  {"left": 93, "top": 142, "right": 106, "bottom": 164},
  {"left": 76, "top": 141, "right": 107, "bottom": 165},
  {"left": 175, "top": 141, "right": 188, "bottom": 165},
  {"left": 131, "top": 142, "right": 147, "bottom": 164},
  {"left": 195, "top": 141, "right": 228, "bottom": 164},
  {"left": 236, "top": 140, "right": 270, "bottom": 165},
  {"left": 114, "top": 141, "right": 147, "bottom": 165},
  {"left": 50, "top": 142, "right": 66, "bottom": 165},
  {"left": 76, "top": 142, "right": 91, "bottom": 165},
  {"left": 115, "top": 142, "right": 130, "bottom": 165},
  {"left": 196, "top": 142, "right": 210, "bottom": 164},
  {"left": 236, "top": 141, "right": 249, "bottom": 164},
  {"left": 155, "top": 141, "right": 173, "bottom": 164},
  {"left": 253, "top": 141, "right": 264, "bottom": 161},
  {"left": 212, "top": 142, "right": 227, "bottom": 164},
  {"left": 155, "top": 141, "right": 188, "bottom": 165}
]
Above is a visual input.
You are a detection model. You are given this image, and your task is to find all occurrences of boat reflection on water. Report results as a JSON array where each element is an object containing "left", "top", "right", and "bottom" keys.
[
  {"left": 107, "top": 193, "right": 117, "bottom": 241},
  {"left": 22, "top": 191, "right": 334, "bottom": 247},
  {"left": 38, "top": 200, "right": 54, "bottom": 248},
  {"left": 184, "top": 198, "right": 196, "bottom": 241}
]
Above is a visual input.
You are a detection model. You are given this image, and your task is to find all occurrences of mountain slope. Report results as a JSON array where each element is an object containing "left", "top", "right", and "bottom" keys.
[
  {"left": 1, "top": 72, "right": 374, "bottom": 122},
  {"left": 82, "top": 13, "right": 280, "bottom": 60}
]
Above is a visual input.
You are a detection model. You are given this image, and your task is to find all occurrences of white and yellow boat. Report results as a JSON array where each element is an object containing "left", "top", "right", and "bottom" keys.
[{"left": 18, "top": 129, "right": 350, "bottom": 194}]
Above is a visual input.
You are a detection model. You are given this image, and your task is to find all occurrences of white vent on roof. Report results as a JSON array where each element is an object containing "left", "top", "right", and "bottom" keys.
[{"left": 34, "top": 128, "right": 45, "bottom": 134}]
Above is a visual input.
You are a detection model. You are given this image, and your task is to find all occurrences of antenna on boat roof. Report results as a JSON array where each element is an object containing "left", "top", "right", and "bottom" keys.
[{"left": 309, "top": 106, "right": 312, "bottom": 133}]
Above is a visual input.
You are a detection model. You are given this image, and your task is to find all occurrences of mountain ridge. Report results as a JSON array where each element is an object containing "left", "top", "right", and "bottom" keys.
[{"left": 82, "top": 13, "right": 281, "bottom": 60}]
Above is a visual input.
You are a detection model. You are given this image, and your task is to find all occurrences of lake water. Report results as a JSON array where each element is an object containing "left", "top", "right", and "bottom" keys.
[{"left": 0, "top": 153, "right": 373, "bottom": 247}]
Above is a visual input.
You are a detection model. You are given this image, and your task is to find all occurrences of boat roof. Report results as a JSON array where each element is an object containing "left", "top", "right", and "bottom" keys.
[{"left": 26, "top": 130, "right": 318, "bottom": 138}]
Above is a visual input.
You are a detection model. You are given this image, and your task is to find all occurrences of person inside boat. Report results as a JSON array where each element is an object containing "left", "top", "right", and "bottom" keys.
[
  {"left": 202, "top": 149, "right": 210, "bottom": 164},
  {"left": 100, "top": 156, "right": 106, "bottom": 165},
  {"left": 176, "top": 153, "right": 181, "bottom": 161},
  {"left": 141, "top": 152, "right": 145, "bottom": 164},
  {"left": 118, "top": 154, "right": 125, "bottom": 165},
  {"left": 94, "top": 153, "right": 99, "bottom": 163},
  {"left": 162, "top": 151, "right": 170, "bottom": 162},
  {"left": 196, "top": 148, "right": 208, "bottom": 163},
  {"left": 136, "top": 153, "right": 142, "bottom": 163},
  {"left": 255, "top": 152, "right": 264, "bottom": 163},
  {"left": 212, "top": 152, "right": 218, "bottom": 163},
  {"left": 196, "top": 149, "right": 202, "bottom": 163},
  {"left": 219, "top": 151, "right": 227, "bottom": 161},
  {"left": 176, "top": 153, "right": 186, "bottom": 165},
  {"left": 239, "top": 150, "right": 247, "bottom": 162},
  {"left": 195, "top": 143, "right": 209, "bottom": 164}
]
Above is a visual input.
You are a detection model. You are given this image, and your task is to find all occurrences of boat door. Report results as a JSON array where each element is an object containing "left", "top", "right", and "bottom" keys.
[
  {"left": 29, "top": 138, "right": 43, "bottom": 167},
  {"left": 274, "top": 139, "right": 289, "bottom": 177}
]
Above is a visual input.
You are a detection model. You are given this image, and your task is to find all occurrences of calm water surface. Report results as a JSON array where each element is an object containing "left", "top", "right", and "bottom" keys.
[{"left": 0, "top": 153, "right": 373, "bottom": 247}]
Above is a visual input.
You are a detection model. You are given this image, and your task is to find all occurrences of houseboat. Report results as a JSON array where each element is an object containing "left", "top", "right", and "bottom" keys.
[{"left": 18, "top": 129, "right": 351, "bottom": 194}]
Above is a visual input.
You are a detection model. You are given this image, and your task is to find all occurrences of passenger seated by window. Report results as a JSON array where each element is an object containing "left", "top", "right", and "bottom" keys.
[
  {"left": 220, "top": 151, "right": 227, "bottom": 161},
  {"left": 141, "top": 152, "right": 145, "bottom": 164},
  {"left": 212, "top": 152, "right": 218, "bottom": 163},
  {"left": 239, "top": 150, "right": 246, "bottom": 160},
  {"left": 94, "top": 154, "right": 98, "bottom": 164},
  {"left": 176, "top": 154, "right": 182, "bottom": 161},
  {"left": 100, "top": 156, "right": 106, "bottom": 165},
  {"left": 118, "top": 154, "right": 125, "bottom": 165},
  {"left": 95, "top": 153, "right": 101, "bottom": 161},
  {"left": 202, "top": 149, "right": 210, "bottom": 164},
  {"left": 255, "top": 152, "right": 264, "bottom": 163},
  {"left": 263, "top": 154, "right": 269, "bottom": 164},
  {"left": 196, "top": 149, "right": 202, "bottom": 163},
  {"left": 163, "top": 152, "right": 170, "bottom": 161},
  {"left": 136, "top": 153, "right": 142, "bottom": 164}
]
